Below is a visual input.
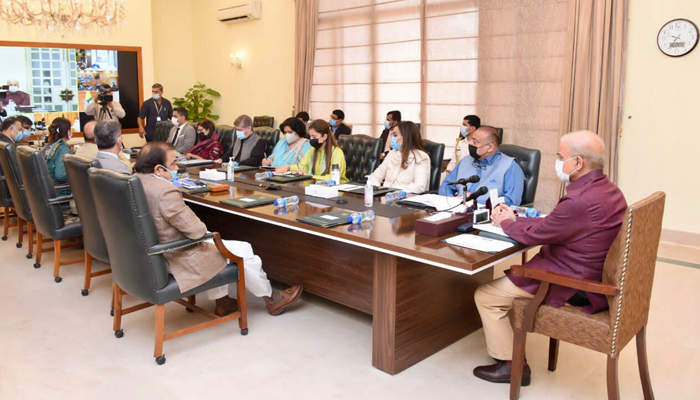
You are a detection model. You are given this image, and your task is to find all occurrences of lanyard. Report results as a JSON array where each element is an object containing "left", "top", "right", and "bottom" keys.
[{"left": 154, "top": 101, "right": 164, "bottom": 116}]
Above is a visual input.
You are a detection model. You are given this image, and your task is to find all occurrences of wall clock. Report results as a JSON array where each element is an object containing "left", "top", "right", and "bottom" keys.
[{"left": 657, "top": 18, "right": 698, "bottom": 57}]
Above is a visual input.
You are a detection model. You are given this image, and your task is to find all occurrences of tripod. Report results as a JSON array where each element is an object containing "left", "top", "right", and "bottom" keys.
[{"left": 97, "top": 102, "right": 113, "bottom": 121}]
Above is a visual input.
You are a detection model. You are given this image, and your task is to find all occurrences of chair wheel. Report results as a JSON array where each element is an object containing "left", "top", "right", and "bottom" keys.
[
  {"left": 33, "top": 263, "right": 40, "bottom": 269},
  {"left": 114, "top": 329, "right": 124, "bottom": 338},
  {"left": 54, "top": 276, "right": 62, "bottom": 283},
  {"left": 241, "top": 328, "right": 248, "bottom": 336},
  {"left": 155, "top": 355, "right": 166, "bottom": 365},
  {"left": 110, "top": 309, "right": 114, "bottom": 317},
  {"left": 26, "top": 253, "right": 32, "bottom": 259},
  {"left": 16, "top": 242, "right": 21, "bottom": 248},
  {"left": 81, "top": 289, "right": 89, "bottom": 296},
  {"left": 1, "top": 236, "right": 7, "bottom": 241}
]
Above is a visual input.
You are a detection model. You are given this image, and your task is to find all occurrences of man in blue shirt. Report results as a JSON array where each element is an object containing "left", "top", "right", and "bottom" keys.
[{"left": 439, "top": 126, "right": 524, "bottom": 206}]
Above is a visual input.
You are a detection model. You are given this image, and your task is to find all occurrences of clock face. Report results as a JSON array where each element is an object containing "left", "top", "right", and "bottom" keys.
[{"left": 658, "top": 19, "right": 698, "bottom": 57}]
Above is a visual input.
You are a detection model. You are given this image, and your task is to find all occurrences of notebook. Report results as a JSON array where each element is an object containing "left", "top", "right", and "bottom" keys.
[
  {"left": 267, "top": 174, "right": 313, "bottom": 183},
  {"left": 220, "top": 194, "right": 278, "bottom": 208},
  {"left": 296, "top": 211, "right": 354, "bottom": 228}
]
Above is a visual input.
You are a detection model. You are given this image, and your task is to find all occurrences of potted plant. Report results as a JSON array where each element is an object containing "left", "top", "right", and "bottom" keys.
[{"left": 172, "top": 82, "right": 221, "bottom": 123}]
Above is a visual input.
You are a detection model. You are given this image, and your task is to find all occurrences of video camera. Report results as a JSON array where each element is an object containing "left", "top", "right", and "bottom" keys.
[{"left": 97, "top": 85, "right": 119, "bottom": 105}]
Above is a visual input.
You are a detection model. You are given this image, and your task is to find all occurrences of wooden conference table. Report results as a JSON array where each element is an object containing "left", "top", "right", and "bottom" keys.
[{"left": 182, "top": 165, "right": 529, "bottom": 375}]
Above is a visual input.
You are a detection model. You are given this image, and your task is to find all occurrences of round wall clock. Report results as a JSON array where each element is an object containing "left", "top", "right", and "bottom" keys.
[{"left": 657, "top": 18, "right": 698, "bottom": 57}]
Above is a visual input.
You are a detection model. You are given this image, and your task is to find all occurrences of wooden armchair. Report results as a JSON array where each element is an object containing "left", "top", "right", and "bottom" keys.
[{"left": 508, "top": 191, "right": 665, "bottom": 400}]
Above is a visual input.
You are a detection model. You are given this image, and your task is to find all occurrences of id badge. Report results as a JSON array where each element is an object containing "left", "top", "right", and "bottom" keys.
[{"left": 157, "top": 116, "right": 162, "bottom": 121}]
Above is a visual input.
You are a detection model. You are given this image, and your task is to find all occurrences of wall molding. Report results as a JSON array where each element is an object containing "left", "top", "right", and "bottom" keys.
[{"left": 661, "top": 229, "right": 700, "bottom": 248}]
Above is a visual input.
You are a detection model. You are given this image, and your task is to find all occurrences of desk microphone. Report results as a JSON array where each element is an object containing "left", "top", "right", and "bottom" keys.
[
  {"left": 447, "top": 175, "right": 480, "bottom": 186},
  {"left": 465, "top": 186, "right": 488, "bottom": 202}
]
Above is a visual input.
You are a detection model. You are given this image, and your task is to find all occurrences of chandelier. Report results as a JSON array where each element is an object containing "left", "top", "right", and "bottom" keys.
[{"left": 0, "top": 0, "right": 125, "bottom": 30}]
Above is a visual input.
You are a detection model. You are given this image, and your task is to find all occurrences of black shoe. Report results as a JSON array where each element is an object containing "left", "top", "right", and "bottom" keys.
[{"left": 473, "top": 360, "right": 531, "bottom": 386}]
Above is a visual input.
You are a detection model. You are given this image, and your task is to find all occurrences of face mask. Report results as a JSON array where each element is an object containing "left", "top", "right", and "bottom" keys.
[
  {"left": 309, "top": 138, "right": 322, "bottom": 149},
  {"left": 329, "top": 118, "right": 337, "bottom": 127},
  {"left": 384, "top": 120, "right": 391, "bottom": 130},
  {"left": 236, "top": 130, "right": 247, "bottom": 140},
  {"left": 13, "top": 127, "right": 23, "bottom": 142},
  {"left": 8, "top": 85, "right": 18, "bottom": 93},
  {"left": 152, "top": 93, "right": 161, "bottom": 100},
  {"left": 468, "top": 142, "right": 490, "bottom": 160},
  {"left": 197, "top": 132, "right": 209, "bottom": 142},
  {"left": 460, "top": 125, "right": 468, "bottom": 138},
  {"left": 159, "top": 164, "right": 179, "bottom": 183},
  {"left": 285, "top": 132, "right": 297, "bottom": 144},
  {"left": 389, "top": 136, "right": 401, "bottom": 151},
  {"left": 555, "top": 157, "right": 577, "bottom": 183},
  {"left": 68, "top": 131, "right": 73, "bottom": 140},
  {"left": 22, "top": 129, "right": 32, "bottom": 139},
  {"left": 171, "top": 117, "right": 179, "bottom": 126}
]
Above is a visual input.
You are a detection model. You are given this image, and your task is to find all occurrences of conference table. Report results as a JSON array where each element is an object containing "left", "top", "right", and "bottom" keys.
[{"left": 182, "top": 165, "right": 530, "bottom": 375}]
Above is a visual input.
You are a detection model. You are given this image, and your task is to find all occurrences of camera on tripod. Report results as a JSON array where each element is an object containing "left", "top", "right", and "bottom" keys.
[{"left": 96, "top": 84, "right": 119, "bottom": 105}]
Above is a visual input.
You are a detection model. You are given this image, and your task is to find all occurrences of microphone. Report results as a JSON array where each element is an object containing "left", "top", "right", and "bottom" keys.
[
  {"left": 465, "top": 186, "right": 488, "bottom": 202},
  {"left": 447, "top": 175, "right": 480, "bottom": 186}
]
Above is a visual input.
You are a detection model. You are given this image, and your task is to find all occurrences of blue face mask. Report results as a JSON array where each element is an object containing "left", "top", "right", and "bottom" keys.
[
  {"left": 22, "top": 129, "right": 32, "bottom": 139},
  {"left": 329, "top": 118, "right": 338, "bottom": 127},
  {"left": 384, "top": 120, "right": 391, "bottom": 130},
  {"left": 236, "top": 130, "right": 247, "bottom": 140},
  {"left": 152, "top": 93, "right": 161, "bottom": 100},
  {"left": 460, "top": 125, "right": 468, "bottom": 138},
  {"left": 13, "top": 127, "right": 23, "bottom": 142},
  {"left": 390, "top": 136, "right": 401, "bottom": 151},
  {"left": 159, "top": 164, "right": 179, "bottom": 182}
]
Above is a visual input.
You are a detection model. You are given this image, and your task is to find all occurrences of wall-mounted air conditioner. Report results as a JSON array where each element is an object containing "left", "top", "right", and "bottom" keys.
[{"left": 217, "top": 1, "right": 262, "bottom": 24}]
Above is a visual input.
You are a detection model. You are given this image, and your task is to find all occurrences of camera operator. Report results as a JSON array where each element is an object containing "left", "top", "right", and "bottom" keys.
[{"left": 85, "top": 83, "right": 125, "bottom": 122}]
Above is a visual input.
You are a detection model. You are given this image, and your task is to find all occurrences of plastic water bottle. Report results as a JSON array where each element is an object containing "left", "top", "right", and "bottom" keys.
[
  {"left": 385, "top": 190, "right": 407, "bottom": 202},
  {"left": 331, "top": 164, "right": 340, "bottom": 186},
  {"left": 255, "top": 171, "right": 274, "bottom": 181},
  {"left": 525, "top": 207, "right": 541, "bottom": 218},
  {"left": 316, "top": 179, "right": 336, "bottom": 187},
  {"left": 274, "top": 205, "right": 299, "bottom": 216},
  {"left": 227, "top": 161, "right": 234, "bottom": 182},
  {"left": 348, "top": 210, "right": 375, "bottom": 224},
  {"left": 364, "top": 176, "right": 373, "bottom": 207},
  {"left": 274, "top": 196, "right": 299, "bottom": 208}
]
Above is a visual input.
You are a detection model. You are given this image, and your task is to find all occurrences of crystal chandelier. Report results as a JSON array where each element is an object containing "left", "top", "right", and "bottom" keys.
[{"left": 0, "top": 0, "right": 125, "bottom": 30}]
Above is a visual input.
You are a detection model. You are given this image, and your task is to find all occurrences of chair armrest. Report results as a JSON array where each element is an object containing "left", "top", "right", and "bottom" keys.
[
  {"left": 211, "top": 232, "right": 245, "bottom": 270},
  {"left": 47, "top": 195, "right": 73, "bottom": 205},
  {"left": 509, "top": 265, "right": 617, "bottom": 296},
  {"left": 54, "top": 183, "right": 70, "bottom": 190},
  {"left": 147, "top": 232, "right": 215, "bottom": 256}
]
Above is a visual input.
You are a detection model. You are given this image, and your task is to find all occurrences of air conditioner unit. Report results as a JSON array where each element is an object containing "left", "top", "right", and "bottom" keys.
[{"left": 217, "top": 1, "right": 262, "bottom": 23}]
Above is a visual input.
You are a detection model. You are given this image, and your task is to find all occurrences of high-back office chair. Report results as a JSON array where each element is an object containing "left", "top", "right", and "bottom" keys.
[
  {"left": 500, "top": 144, "right": 541, "bottom": 207},
  {"left": 216, "top": 124, "right": 235, "bottom": 159},
  {"left": 16, "top": 146, "right": 84, "bottom": 282},
  {"left": 254, "top": 127, "right": 281, "bottom": 157},
  {"left": 88, "top": 168, "right": 248, "bottom": 365},
  {"left": 65, "top": 155, "right": 112, "bottom": 296},
  {"left": 337, "top": 134, "right": 382, "bottom": 183},
  {"left": 0, "top": 156, "right": 16, "bottom": 241},
  {"left": 508, "top": 192, "right": 665, "bottom": 400},
  {"left": 421, "top": 139, "right": 445, "bottom": 192},
  {"left": 253, "top": 115, "right": 274, "bottom": 128},
  {"left": 0, "top": 142, "right": 34, "bottom": 256},
  {"left": 154, "top": 121, "right": 173, "bottom": 142},
  {"left": 496, "top": 127, "right": 504, "bottom": 141}
]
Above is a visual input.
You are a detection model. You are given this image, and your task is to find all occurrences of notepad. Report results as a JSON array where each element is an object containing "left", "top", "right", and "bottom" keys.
[
  {"left": 443, "top": 234, "right": 515, "bottom": 254},
  {"left": 220, "top": 194, "right": 278, "bottom": 208},
  {"left": 398, "top": 194, "right": 463, "bottom": 212},
  {"left": 473, "top": 223, "right": 509, "bottom": 238}
]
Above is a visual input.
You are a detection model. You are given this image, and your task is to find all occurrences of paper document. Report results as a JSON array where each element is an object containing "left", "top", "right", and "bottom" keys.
[
  {"left": 424, "top": 212, "right": 453, "bottom": 222},
  {"left": 473, "top": 223, "right": 509, "bottom": 238},
  {"left": 400, "top": 194, "right": 463, "bottom": 212},
  {"left": 335, "top": 184, "right": 364, "bottom": 192},
  {"left": 444, "top": 234, "right": 515, "bottom": 253},
  {"left": 489, "top": 188, "right": 502, "bottom": 207}
]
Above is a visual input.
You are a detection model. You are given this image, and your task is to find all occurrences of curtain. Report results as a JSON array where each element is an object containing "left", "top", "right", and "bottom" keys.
[
  {"left": 294, "top": 0, "right": 319, "bottom": 116},
  {"left": 560, "top": 0, "right": 628, "bottom": 184}
]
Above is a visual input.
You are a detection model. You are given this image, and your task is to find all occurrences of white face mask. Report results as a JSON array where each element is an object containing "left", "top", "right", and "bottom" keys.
[
  {"left": 8, "top": 85, "right": 19, "bottom": 93},
  {"left": 152, "top": 93, "right": 161, "bottom": 100},
  {"left": 285, "top": 132, "right": 297, "bottom": 144},
  {"left": 555, "top": 157, "right": 577, "bottom": 183},
  {"left": 171, "top": 116, "right": 179, "bottom": 126}
]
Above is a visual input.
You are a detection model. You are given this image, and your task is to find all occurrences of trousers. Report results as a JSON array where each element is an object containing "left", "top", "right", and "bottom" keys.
[{"left": 205, "top": 239, "right": 273, "bottom": 300}]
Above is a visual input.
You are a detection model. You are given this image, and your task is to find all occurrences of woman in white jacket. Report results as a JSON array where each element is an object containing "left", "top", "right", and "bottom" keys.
[{"left": 368, "top": 121, "right": 430, "bottom": 194}]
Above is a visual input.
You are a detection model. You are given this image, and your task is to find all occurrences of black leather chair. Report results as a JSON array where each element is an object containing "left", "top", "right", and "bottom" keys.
[
  {"left": 254, "top": 127, "right": 281, "bottom": 157},
  {"left": 154, "top": 121, "right": 173, "bottom": 142},
  {"left": 216, "top": 124, "right": 235, "bottom": 159},
  {"left": 337, "top": 134, "right": 382, "bottom": 183},
  {"left": 0, "top": 154, "right": 15, "bottom": 241},
  {"left": 65, "top": 155, "right": 112, "bottom": 296},
  {"left": 253, "top": 115, "right": 274, "bottom": 128},
  {"left": 500, "top": 144, "right": 541, "bottom": 207},
  {"left": 88, "top": 168, "right": 248, "bottom": 365},
  {"left": 0, "top": 141, "right": 34, "bottom": 256},
  {"left": 421, "top": 139, "right": 446, "bottom": 192},
  {"left": 496, "top": 127, "right": 504, "bottom": 141},
  {"left": 16, "top": 146, "right": 84, "bottom": 282}
]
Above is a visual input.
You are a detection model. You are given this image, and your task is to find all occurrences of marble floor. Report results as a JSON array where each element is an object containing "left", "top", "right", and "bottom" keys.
[{"left": 0, "top": 229, "right": 698, "bottom": 400}]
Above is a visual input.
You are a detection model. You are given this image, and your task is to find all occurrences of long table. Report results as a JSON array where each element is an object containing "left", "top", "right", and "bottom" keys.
[{"left": 183, "top": 167, "right": 529, "bottom": 375}]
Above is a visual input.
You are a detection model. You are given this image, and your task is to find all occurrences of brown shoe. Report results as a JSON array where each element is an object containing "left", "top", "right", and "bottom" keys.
[
  {"left": 473, "top": 360, "right": 531, "bottom": 386},
  {"left": 264, "top": 285, "right": 303, "bottom": 316},
  {"left": 214, "top": 296, "right": 238, "bottom": 317}
]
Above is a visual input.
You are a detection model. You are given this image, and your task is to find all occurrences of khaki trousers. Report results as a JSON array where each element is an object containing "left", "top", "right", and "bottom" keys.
[{"left": 474, "top": 276, "right": 534, "bottom": 361}]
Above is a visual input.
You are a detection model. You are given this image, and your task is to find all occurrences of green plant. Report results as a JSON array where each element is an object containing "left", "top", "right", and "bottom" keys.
[{"left": 172, "top": 82, "right": 221, "bottom": 123}]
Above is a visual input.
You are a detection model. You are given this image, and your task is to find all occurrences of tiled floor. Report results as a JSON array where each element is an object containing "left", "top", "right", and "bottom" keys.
[{"left": 0, "top": 228, "right": 698, "bottom": 399}]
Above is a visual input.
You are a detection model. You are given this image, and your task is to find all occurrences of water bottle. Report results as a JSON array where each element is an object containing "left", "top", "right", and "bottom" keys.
[
  {"left": 274, "top": 196, "right": 299, "bottom": 208},
  {"left": 348, "top": 210, "right": 375, "bottom": 225},
  {"left": 385, "top": 190, "right": 407, "bottom": 202},
  {"left": 274, "top": 205, "right": 299, "bottom": 216},
  {"left": 227, "top": 161, "right": 234, "bottom": 182},
  {"left": 525, "top": 207, "right": 541, "bottom": 218},
  {"left": 255, "top": 171, "right": 274, "bottom": 181},
  {"left": 364, "top": 176, "right": 373, "bottom": 207},
  {"left": 316, "top": 179, "right": 336, "bottom": 187},
  {"left": 331, "top": 164, "right": 340, "bottom": 186}
]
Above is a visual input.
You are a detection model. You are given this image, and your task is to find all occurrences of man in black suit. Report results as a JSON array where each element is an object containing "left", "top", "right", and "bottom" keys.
[
  {"left": 379, "top": 110, "right": 401, "bottom": 160},
  {"left": 330, "top": 109, "right": 351, "bottom": 140}
]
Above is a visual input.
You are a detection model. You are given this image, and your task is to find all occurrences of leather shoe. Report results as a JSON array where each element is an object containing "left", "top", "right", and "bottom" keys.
[
  {"left": 214, "top": 296, "right": 238, "bottom": 317},
  {"left": 265, "top": 285, "right": 303, "bottom": 316},
  {"left": 473, "top": 360, "right": 531, "bottom": 386}
]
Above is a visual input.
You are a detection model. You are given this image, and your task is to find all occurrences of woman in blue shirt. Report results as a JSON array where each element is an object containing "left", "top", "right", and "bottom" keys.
[
  {"left": 42, "top": 117, "right": 73, "bottom": 196},
  {"left": 262, "top": 117, "right": 311, "bottom": 168}
]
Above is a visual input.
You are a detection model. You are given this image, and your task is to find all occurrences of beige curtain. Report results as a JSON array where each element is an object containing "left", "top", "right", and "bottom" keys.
[
  {"left": 294, "top": 0, "right": 319, "bottom": 116},
  {"left": 560, "top": 0, "right": 629, "bottom": 183}
]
